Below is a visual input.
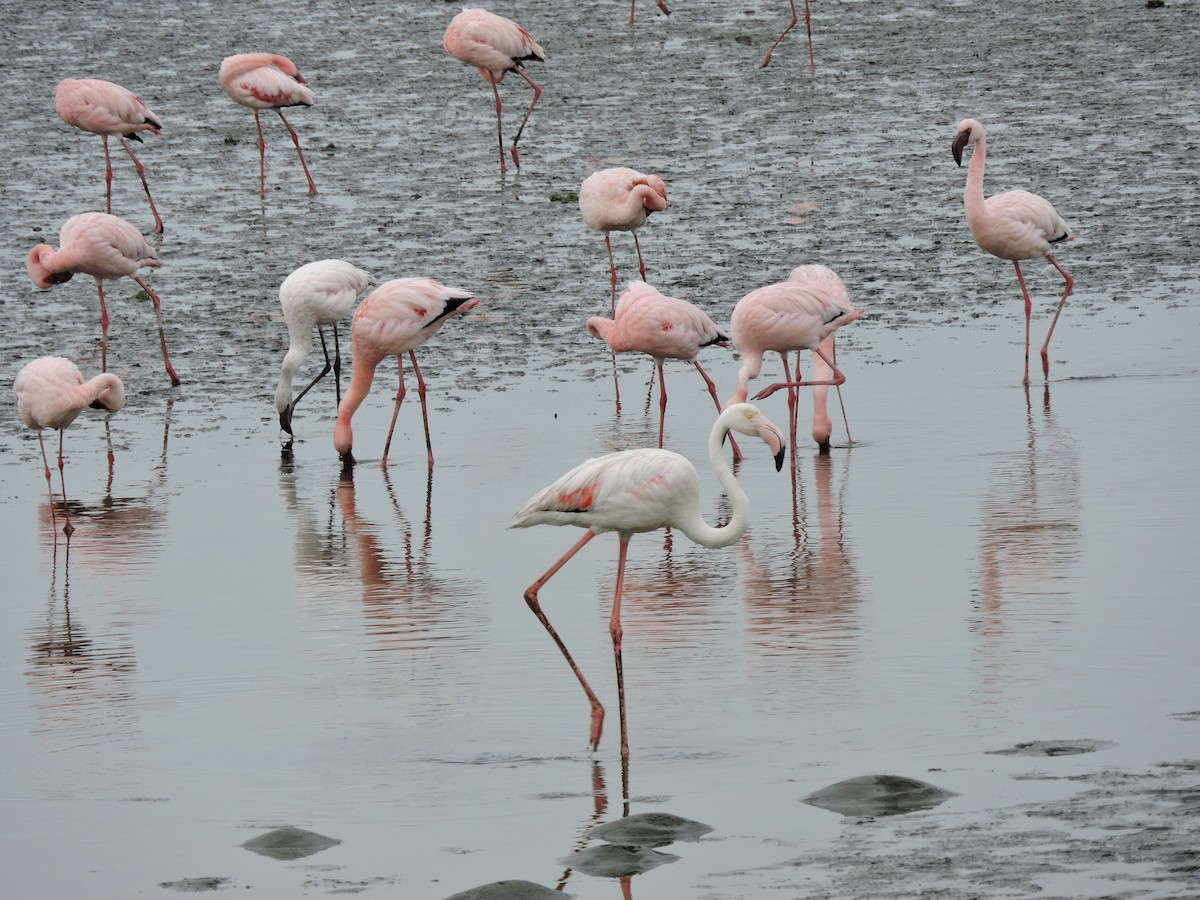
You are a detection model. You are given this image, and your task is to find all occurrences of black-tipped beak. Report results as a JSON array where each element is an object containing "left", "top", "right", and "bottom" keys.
[
  {"left": 279, "top": 409, "right": 293, "bottom": 435},
  {"left": 773, "top": 446, "right": 786, "bottom": 471},
  {"left": 951, "top": 130, "right": 970, "bottom": 167}
]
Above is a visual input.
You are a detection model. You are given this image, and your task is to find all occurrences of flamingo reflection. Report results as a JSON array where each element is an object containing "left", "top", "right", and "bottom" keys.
[{"left": 973, "top": 385, "right": 1081, "bottom": 694}]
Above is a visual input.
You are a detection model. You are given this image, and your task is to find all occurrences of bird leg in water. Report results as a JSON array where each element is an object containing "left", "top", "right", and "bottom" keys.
[
  {"left": 132, "top": 276, "right": 181, "bottom": 385},
  {"left": 508, "top": 68, "right": 541, "bottom": 171},
  {"left": 753, "top": 345, "right": 847, "bottom": 401},
  {"left": 632, "top": 232, "right": 648, "bottom": 283},
  {"left": 410, "top": 351, "right": 434, "bottom": 467},
  {"left": 604, "top": 234, "right": 618, "bottom": 315},
  {"left": 1039, "top": 253, "right": 1074, "bottom": 379},
  {"left": 611, "top": 537, "right": 631, "bottom": 759},
  {"left": 285, "top": 326, "right": 335, "bottom": 434},
  {"left": 381, "top": 355, "right": 408, "bottom": 468},
  {"left": 54, "top": 432, "right": 74, "bottom": 536},
  {"left": 253, "top": 109, "right": 267, "bottom": 199},
  {"left": 760, "top": 0, "right": 814, "bottom": 73},
  {"left": 275, "top": 109, "right": 317, "bottom": 196},
  {"left": 118, "top": 136, "right": 163, "bottom": 234},
  {"left": 692, "top": 361, "right": 742, "bottom": 461},
  {"left": 35, "top": 433, "right": 60, "bottom": 534},
  {"left": 523, "top": 529, "right": 606, "bottom": 750},
  {"left": 488, "top": 75, "right": 507, "bottom": 175}
]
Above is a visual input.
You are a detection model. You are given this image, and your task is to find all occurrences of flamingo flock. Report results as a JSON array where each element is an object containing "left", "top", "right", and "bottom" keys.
[{"left": 11, "top": 6, "right": 1081, "bottom": 757}]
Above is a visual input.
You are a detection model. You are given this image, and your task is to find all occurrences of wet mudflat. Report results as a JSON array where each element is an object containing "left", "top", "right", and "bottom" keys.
[{"left": 1, "top": 0, "right": 1199, "bottom": 897}]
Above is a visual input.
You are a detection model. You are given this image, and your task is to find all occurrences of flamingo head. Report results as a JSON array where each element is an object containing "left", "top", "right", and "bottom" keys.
[
  {"left": 27, "top": 245, "right": 71, "bottom": 289},
  {"left": 634, "top": 175, "right": 668, "bottom": 214},
  {"left": 89, "top": 374, "right": 127, "bottom": 414},
  {"left": 722, "top": 403, "right": 787, "bottom": 471},
  {"left": 951, "top": 118, "right": 984, "bottom": 166},
  {"left": 273, "top": 55, "right": 306, "bottom": 83},
  {"left": 586, "top": 315, "right": 615, "bottom": 345}
]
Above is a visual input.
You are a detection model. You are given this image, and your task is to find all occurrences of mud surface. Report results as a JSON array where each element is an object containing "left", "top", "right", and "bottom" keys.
[{"left": 1, "top": 1, "right": 1198, "bottom": 898}]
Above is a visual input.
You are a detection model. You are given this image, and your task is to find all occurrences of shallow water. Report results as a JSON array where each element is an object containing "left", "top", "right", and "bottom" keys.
[{"left": 2, "top": 0, "right": 1199, "bottom": 897}]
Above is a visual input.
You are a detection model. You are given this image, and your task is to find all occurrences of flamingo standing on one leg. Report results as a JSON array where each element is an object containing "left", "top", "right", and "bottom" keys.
[
  {"left": 333, "top": 278, "right": 478, "bottom": 470},
  {"left": 275, "top": 259, "right": 374, "bottom": 438},
  {"left": 443, "top": 8, "right": 545, "bottom": 176},
  {"left": 587, "top": 281, "right": 735, "bottom": 453},
  {"left": 579, "top": 168, "right": 668, "bottom": 315},
  {"left": 511, "top": 403, "right": 786, "bottom": 756},
  {"left": 54, "top": 78, "right": 165, "bottom": 234},
  {"left": 951, "top": 118, "right": 1075, "bottom": 385},
  {"left": 27, "top": 212, "right": 181, "bottom": 385},
  {"left": 629, "top": 0, "right": 672, "bottom": 25},
  {"left": 726, "top": 265, "right": 863, "bottom": 454},
  {"left": 13, "top": 356, "right": 126, "bottom": 536},
  {"left": 219, "top": 53, "right": 318, "bottom": 198},
  {"left": 760, "top": 1, "right": 815, "bottom": 72}
]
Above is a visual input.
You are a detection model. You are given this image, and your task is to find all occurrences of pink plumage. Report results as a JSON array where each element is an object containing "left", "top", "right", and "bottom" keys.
[
  {"left": 219, "top": 53, "right": 317, "bottom": 198},
  {"left": 13, "top": 356, "right": 126, "bottom": 536},
  {"left": 444, "top": 8, "right": 545, "bottom": 175},
  {"left": 587, "top": 281, "right": 730, "bottom": 448},
  {"left": 579, "top": 167, "right": 668, "bottom": 314},
  {"left": 952, "top": 118, "right": 1075, "bottom": 385},
  {"left": 27, "top": 212, "right": 180, "bottom": 385},
  {"left": 55, "top": 78, "right": 164, "bottom": 233},
  {"left": 333, "top": 278, "right": 478, "bottom": 469}
]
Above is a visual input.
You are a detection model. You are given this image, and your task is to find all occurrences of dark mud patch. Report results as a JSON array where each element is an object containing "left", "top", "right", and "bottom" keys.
[
  {"left": 444, "top": 880, "right": 568, "bottom": 900},
  {"left": 988, "top": 738, "right": 1117, "bottom": 757},
  {"left": 589, "top": 811, "right": 714, "bottom": 847},
  {"left": 241, "top": 826, "right": 341, "bottom": 861},
  {"left": 158, "top": 876, "right": 231, "bottom": 892}
]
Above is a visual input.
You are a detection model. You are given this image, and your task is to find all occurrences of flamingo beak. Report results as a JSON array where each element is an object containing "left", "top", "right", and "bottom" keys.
[{"left": 951, "top": 129, "right": 970, "bottom": 166}]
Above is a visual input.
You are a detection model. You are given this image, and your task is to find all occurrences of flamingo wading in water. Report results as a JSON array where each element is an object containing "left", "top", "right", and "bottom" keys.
[
  {"left": 761, "top": 1, "right": 815, "bottom": 72},
  {"left": 275, "top": 259, "right": 374, "bottom": 438},
  {"left": 13, "top": 356, "right": 126, "bottom": 536},
  {"left": 219, "top": 53, "right": 318, "bottom": 198},
  {"left": 54, "top": 78, "right": 165, "bottom": 234},
  {"left": 333, "top": 278, "right": 478, "bottom": 469},
  {"left": 512, "top": 403, "right": 785, "bottom": 756},
  {"left": 587, "top": 281, "right": 734, "bottom": 451},
  {"left": 629, "top": 0, "right": 671, "bottom": 25},
  {"left": 443, "top": 8, "right": 545, "bottom": 176},
  {"left": 27, "top": 212, "right": 181, "bottom": 385},
  {"left": 726, "top": 265, "right": 863, "bottom": 454},
  {"left": 952, "top": 118, "right": 1075, "bottom": 385},
  {"left": 579, "top": 168, "right": 668, "bottom": 315}
]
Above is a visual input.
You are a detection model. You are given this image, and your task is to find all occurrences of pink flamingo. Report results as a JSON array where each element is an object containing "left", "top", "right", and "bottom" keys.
[
  {"left": 629, "top": 1, "right": 672, "bottom": 25},
  {"left": 219, "top": 53, "right": 318, "bottom": 198},
  {"left": 761, "top": 1, "right": 815, "bottom": 72},
  {"left": 952, "top": 118, "right": 1075, "bottom": 385},
  {"left": 587, "top": 281, "right": 732, "bottom": 450},
  {"left": 275, "top": 259, "right": 374, "bottom": 437},
  {"left": 333, "top": 278, "right": 478, "bottom": 469},
  {"left": 726, "top": 265, "right": 863, "bottom": 453},
  {"left": 443, "top": 8, "right": 545, "bottom": 175},
  {"left": 511, "top": 402, "right": 785, "bottom": 756},
  {"left": 13, "top": 356, "right": 126, "bottom": 536},
  {"left": 27, "top": 212, "right": 181, "bottom": 385},
  {"left": 579, "top": 168, "right": 668, "bottom": 315},
  {"left": 54, "top": 78, "right": 165, "bottom": 234}
]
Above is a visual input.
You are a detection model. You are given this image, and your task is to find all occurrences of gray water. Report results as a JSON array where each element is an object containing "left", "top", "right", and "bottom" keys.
[{"left": 1, "top": 0, "right": 1198, "bottom": 897}]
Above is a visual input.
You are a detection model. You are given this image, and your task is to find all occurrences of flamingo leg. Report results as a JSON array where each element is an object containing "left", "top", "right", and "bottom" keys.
[
  {"left": 331, "top": 322, "right": 344, "bottom": 407},
  {"left": 409, "top": 351, "right": 435, "bottom": 467},
  {"left": 508, "top": 67, "right": 541, "bottom": 171},
  {"left": 275, "top": 109, "right": 317, "bottom": 196},
  {"left": 828, "top": 337, "right": 854, "bottom": 446},
  {"left": 35, "top": 432, "right": 59, "bottom": 533},
  {"left": 523, "top": 529, "right": 606, "bottom": 750},
  {"left": 631, "top": 231, "right": 649, "bottom": 282},
  {"left": 1012, "top": 259, "right": 1035, "bottom": 386},
  {"left": 760, "top": 0, "right": 798, "bottom": 68},
  {"left": 253, "top": 109, "right": 267, "bottom": 199},
  {"left": 752, "top": 345, "right": 848, "bottom": 401},
  {"left": 286, "top": 325, "right": 334, "bottom": 431},
  {"left": 101, "top": 135, "right": 114, "bottom": 213},
  {"left": 611, "top": 537, "right": 631, "bottom": 759},
  {"left": 488, "top": 74, "right": 506, "bottom": 175},
  {"left": 1039, "top": 253, "right": 1074, "bottom": 379},
  {"left": 630, "top": 0, "right": 672, "bottom": 26},
  {"left": 656, "top": 360, "right": 667, "bottom": 448},
  {"left": 118, "top": 136, "right": 164, "bottom": 234},
  {"left": 693, "top": 361, "right": 742, "bottom": 461},
  {"left": 132, "top": 276, "right": 181, "bottom": 385},
  {"left": 381, "top": 355, "right": 407, "bottom": 468},
  {"left": 604, "top": 233, "right": 618, "bottom": 315},
  {"left": 56, "top": 430, "right": 74, "bottom": 537},
  {"left": 94, "top": 277, "right": 110, "bottom": 373}
]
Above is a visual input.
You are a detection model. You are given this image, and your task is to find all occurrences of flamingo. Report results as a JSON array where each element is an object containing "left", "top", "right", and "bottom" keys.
[
  {"left": 27, "top": 212, "right": 181, "bottom": 385},
  {"left": 761, "top": 1, "right": 815, "bottom": 72},
  {"left": 333, "top": 278, "right": 478, "bottom": 469},
  {"left": 275, "top": 259, "right": 374, "bottom": 438},
  {"left": 952, "top": 118, "right": 1075, "bottom": 385},
  {"left": 443, "top": 8, "right": 545, "bottom": 175},
  {"left": 587, "top": 281, "right": 732, "bottom": 451},
  {"left": 219, "top": 53, "right": 318, "bottom": 198},
  {"left": 629, "top": 1, "right": 671, "bottom": 25},
  {"left": 13, "top": 356, "right": 126, "bottom": 536},
  {"left": 512, "top": 402, "right": 785, "bottom": 756},
  {"left": 579, "top": 168, "right": 668, "bottom": 315},
  {"left": 726, "top": 265, "right": 863, "bottom": 453},
  {"left": 54, "top": 78, "right": 165, "bottom": 234}
]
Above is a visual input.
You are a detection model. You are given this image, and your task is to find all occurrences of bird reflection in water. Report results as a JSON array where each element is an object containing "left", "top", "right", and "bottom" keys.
[{"left": 972, "top": 384, "right": 1081, "bottom": 695}]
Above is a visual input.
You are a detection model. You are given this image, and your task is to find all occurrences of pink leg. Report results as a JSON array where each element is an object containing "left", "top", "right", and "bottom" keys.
[
  {"left": 753, "top": 345, "right": 848, "bottom": 401},
  {"left": 253, "top": 110, "right": 266, "bottom": 199},
  {"left": 132, "top": 276, "right": 181, "bottom": 385},
  {"left": 1039, "top": 253, "right": 1074, "bottom": 379},
  {"left": 118, "top": 137, "right": 163, "bottom": 234},
  {"left": 761, "top": 0, "right": 798, "bottom": 68},
  {"left": 611, "top": 537, "right": 631, "bottom": 758},
  {"left": 524, "top": 530, "right": 606, "bottom": 749},
  {"left": 693, "top": 361, "right": 742, "bottom": 460},
  {"left": 409, "top": 351, "right": 434, "bottom": 467},
  {"left": 102, "top": 135, "right": 114, "bottom": 213},
  {"left": 381, "top": 355, "right": 407, "bottom": 468},
  {"left": 1013, "top": 260, "right": 1033, "bottom": 386},
  {"left": 509, "top": 68, "right": 542, "bottom": 171},
  {"left": 56, "top": 431, "right": 74, "bottom": 536},
  {"left": 632, "top": 231, "right": 649, "bottom": 282},
  {"left": 488, "top": 75, "right": 506, "bottom": 175},
  {"left": 656, "top": 360, "right": 667, "bottom": 448},
  {"left": 35, "top": 433, "right": 59, "bottom": 533},
  {"left": 604, "top": 233, "right": 618, "bottom": 315},
  {"left": 94, "top": 278, "right": 110, "bottom": 372},
  {"left": 275, "top": 109, "right": 317, "bottom": 196}
]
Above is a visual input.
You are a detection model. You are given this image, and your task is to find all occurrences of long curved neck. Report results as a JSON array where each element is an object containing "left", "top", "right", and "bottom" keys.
[
  {"left": 332, "top": 346, "right": 382, "bottom": 454},
  {"left": 676, "top": 422, "right": 751, "bottom": 549},
  {"left": 964, "top": 135, "right": 988, "bottom": 227},
  {"left": 81, "top": 373, "right": 123, "bottom": 411}
]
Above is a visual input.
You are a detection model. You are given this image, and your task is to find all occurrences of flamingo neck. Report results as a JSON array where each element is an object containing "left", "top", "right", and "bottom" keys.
[
  {"left": 676, "top": 420, "right": 752, "bottom": 549},
  {"left": 332, "top": 347, "right": 382, "bottom": 455},
  {"left": 964, "top": 135, "right": 988, "bottom": 227}
]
